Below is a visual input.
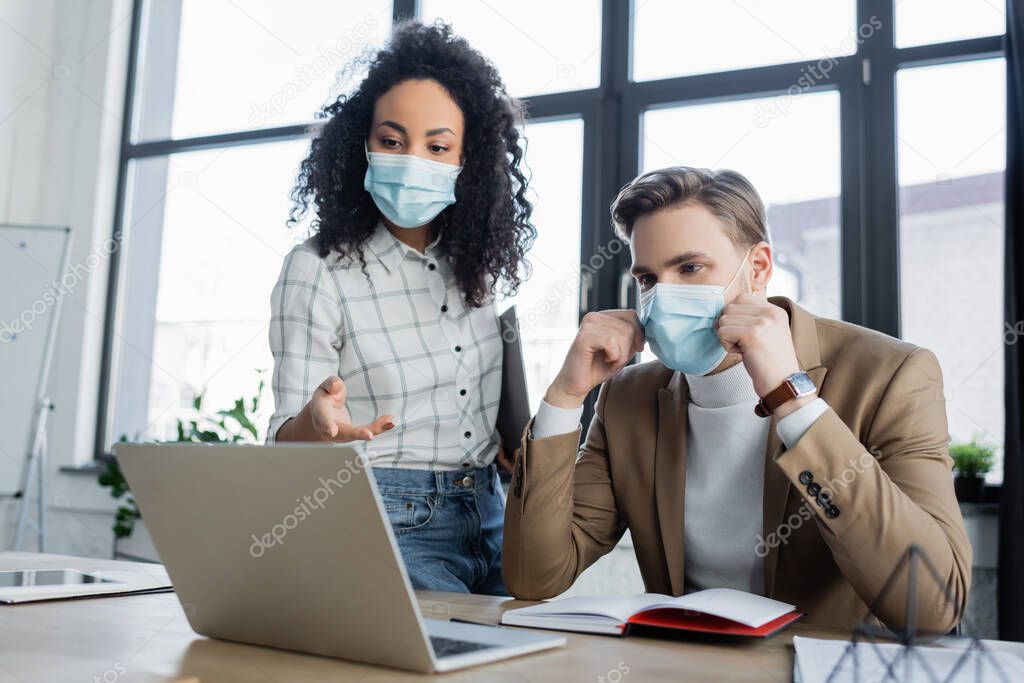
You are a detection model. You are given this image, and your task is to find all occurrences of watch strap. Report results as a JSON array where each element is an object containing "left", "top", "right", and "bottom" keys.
[{"left": 755, "top": 372, "right": 813, "bottom": 417}]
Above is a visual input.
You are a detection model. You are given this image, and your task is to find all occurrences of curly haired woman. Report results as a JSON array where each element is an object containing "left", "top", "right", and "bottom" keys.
[{"left": 266, "top": 21, "right": 535, "bottom": 595}]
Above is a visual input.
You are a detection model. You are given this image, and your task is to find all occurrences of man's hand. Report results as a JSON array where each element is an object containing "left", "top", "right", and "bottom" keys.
[
  {"left": 716, "top": 294, "right": 809, "bottom": 411},
  {"left": 544, "top": 310, "right": 645, "bottom": 409},
  {"left": 311, "top": 375, "right": 395, "bottom": 442}
]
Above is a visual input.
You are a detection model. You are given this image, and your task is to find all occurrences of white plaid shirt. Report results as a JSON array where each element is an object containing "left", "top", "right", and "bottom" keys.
[{"left": 267, "top": 223, "right": 502, "bottom": 470}]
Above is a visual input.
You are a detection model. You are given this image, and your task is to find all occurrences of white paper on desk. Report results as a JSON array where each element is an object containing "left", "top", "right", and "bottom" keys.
[
  {"left": 793, "top": 635, "right": 1024, "bottom": 683},
  {"left": 0, "top": 566, "right": 172, "bottom": 604}
]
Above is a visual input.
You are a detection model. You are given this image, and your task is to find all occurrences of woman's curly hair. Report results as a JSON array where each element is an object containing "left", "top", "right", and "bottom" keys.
[{"left": 289, "top": 20, "right": 536, "bottom": 308}]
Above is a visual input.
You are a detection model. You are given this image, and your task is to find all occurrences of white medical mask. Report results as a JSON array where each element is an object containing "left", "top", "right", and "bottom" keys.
[
  {"left": 638, "top": 249, "right": 751, "bottom": 376},
  {"left": 363, "top": 142, "right": 462, "bottom": 228}
]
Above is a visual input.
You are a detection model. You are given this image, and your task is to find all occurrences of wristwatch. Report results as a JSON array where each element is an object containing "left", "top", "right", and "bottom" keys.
[{"left": 755, "top": 371, "right": 816, "bottom": 417}]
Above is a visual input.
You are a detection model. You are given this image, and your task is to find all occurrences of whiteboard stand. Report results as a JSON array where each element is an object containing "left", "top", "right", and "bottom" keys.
[
  {"left": 5, "top": 225, "right": 73, "bottom": 552},
  {"left": 12, "top": 398, "right": 54, "bottom": 551}
]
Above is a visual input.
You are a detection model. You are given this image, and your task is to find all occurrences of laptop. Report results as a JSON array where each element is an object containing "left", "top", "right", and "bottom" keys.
[{"left": 113, "top": 442, "right": 565, "bottom": 673}]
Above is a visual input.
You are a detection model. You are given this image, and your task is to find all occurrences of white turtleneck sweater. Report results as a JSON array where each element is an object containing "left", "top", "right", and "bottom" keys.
[{"left": 532, "top": 362, "right": 828, "bottom": 595}]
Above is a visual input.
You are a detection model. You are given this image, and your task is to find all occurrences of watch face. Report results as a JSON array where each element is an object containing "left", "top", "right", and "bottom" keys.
[{"left": 789, "top": 372, "right": 816, "bottom": 395}]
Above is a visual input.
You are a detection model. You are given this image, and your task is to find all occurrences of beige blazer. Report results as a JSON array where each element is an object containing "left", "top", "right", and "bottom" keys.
[{"left": 503, "top": 297, "right": 971, "bottom": 632}]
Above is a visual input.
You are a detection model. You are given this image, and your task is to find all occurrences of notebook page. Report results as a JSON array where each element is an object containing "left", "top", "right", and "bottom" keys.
[
  {"left": 668, "top": 588, "right": 795, "bottom": 627},
  {"left": 505, "top": 594, "right": 675, "bottom": 622}
]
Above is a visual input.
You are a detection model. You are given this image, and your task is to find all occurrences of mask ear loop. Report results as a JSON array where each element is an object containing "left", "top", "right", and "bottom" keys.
[
  {"left": 637, "top": 284, "right": 655, "bottom": 323},
  {"left": 723, "top": 246, "right": 755, "bottom": 297}
]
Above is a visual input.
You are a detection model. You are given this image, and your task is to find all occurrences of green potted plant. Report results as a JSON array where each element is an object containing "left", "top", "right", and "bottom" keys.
[
  {"left": 98, "top": 373, "right": 266, "bottom": 541},
  {"left": 949, "top": 438, "right": 995, "bottom": 503}
]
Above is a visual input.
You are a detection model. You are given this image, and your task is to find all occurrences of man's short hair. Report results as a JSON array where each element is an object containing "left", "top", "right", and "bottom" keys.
[{"left": 610, "top": 166, "right": 770, "bottom": 248}]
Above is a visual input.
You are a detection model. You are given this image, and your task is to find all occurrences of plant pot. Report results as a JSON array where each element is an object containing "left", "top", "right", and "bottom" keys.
[{"left": 954, "top": 474, "right": 985, "bottom": 503}]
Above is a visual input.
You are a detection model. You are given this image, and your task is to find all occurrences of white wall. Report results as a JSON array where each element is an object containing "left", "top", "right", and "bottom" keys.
[{"left": 0, "top": 0, "right": 133, "bottom": 556}]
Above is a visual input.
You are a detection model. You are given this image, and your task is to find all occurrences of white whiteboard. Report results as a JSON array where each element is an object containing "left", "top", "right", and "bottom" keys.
[{"left": 0, "top": 225, "right": 72, "bottom": 494}]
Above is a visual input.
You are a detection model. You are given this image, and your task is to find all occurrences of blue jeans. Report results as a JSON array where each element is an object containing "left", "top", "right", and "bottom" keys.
[{"left": 371, "top": 464, "right": 508, "bottom": 596}]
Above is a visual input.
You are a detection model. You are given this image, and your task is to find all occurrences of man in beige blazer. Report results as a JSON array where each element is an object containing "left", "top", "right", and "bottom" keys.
[{"left": 504, "top": 167, "right": 971, "bottom": 632}]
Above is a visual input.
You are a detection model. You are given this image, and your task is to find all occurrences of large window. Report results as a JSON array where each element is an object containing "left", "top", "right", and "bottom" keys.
[
  {"left": 98, "top": 1, "right": 1009, "bottom": 488},
  {"left": 642, "top": 91, "right": 842, "bottom": 319},
  {"left": 112, "top": 140, "right": 311, "bottom": 442},
  {"left": 138, "top": 1, "right": 393, "bottom": 141},
  {"left": 894, "top": 0, "right": 1007, "bottom": 47},
  {"left": 102, "top": 0, "right": 393, "bottom": 446},
  {"left": 632, "top": 0, "right": 858, "bottom": 81},
  {"left": 502, "top": 118, "right": 585, "bottom": 413},
  {"left": 897, "top": 58, "right": 1007, "bottom": 482},
  {"left": 420, "top": 0, "right": 602, "bottom": 97}
]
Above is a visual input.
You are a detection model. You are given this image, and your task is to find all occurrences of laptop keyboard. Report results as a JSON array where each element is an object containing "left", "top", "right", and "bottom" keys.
[{"left": 430, "top": 635, "right": 495, "bottom": 658}]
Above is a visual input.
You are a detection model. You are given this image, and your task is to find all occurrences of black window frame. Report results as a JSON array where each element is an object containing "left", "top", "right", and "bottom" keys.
[{"left": 94, "top": 0, "right": 1008, "bottom": 460}]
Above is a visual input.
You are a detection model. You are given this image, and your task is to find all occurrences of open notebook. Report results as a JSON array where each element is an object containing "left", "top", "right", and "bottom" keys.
[{"left": 501, "top": 588, "right": 802, "bottom": 637}]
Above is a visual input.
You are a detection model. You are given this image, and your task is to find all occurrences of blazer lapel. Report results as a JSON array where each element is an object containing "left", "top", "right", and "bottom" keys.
[
  {"left": 654, "top": 372, "right": 689, "bottom": 596},
  {"left": 762, "top": 296, "right": 828, "bottom": 597}
]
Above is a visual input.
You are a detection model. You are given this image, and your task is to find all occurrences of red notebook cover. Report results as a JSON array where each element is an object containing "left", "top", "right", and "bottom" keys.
[{"left": 625, "top": 607, "right": 804, "bottom": 638}]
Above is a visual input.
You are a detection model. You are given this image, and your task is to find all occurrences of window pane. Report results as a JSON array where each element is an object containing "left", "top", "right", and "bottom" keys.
[
  {"left": 420, "top": 0, "right": 601, "bottom": 97},
  {"left": 897, "top": 59, "right": 1006, "bottom": 483},
  {"left": 895, "top": 0, "right": 1006, "bottom": 48},
  {"left": 633, "top": 0, "right": 857, "bottom": 81},
  {"left": 110, "top": 140, "right": 310, "bottom": 445},
  {"left": 135, "top": 0, "right": 392, "bottom": 141},
  {"left": 641, "top": 90, "right": 842, "bottom": 328},
  {"left": 499, "top": 118, "right": 584, "bottom": 413}
]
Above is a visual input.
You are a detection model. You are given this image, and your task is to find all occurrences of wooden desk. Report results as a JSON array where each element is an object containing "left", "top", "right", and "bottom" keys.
[{"left": 1, "top": 552, "right": 1020, "bottom": 682}]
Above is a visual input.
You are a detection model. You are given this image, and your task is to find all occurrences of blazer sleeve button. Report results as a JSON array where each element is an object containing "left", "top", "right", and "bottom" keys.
[
  {"left": 807, "top": 482, "right": 822, "bottom": 497},
  {"left": 799, "top": 470, "right": 814, "bottom": 485},
  {"left": 826, "top": 505, "right": 841, "bottom": 519}
]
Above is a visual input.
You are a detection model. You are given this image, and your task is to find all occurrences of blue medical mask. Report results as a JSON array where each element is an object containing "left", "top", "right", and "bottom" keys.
[
  {"left": 638, "top": 250, "right": 750, "bottom": 376},
  {"left": 363, "top": 142, "right": 462, "bottom": 228}
]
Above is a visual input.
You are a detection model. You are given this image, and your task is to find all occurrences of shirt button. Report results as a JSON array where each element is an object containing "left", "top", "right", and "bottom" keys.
[
  {"left": 826, "top": 505, "right": 841, "bottom": 519},
  {"left": 461, "top": 462, "right": 470, "bottom": 468},
  {"left": 799, "top": 470, "right": 814, "bottom": 485},
  {"left": 459, "top": 389, "right": 467, "bottom": 396},
  {"left": 427, "top": 263, "right": 436, "bottom": 271},
  {"left": 454, "top": 345, "right": 462, "bottom": 353},
  {"left": 464, "top": 430, "right": 472, "bottom": 438},
  {"left": 441, "top": 304, "right": 448, "bottom": 313}
]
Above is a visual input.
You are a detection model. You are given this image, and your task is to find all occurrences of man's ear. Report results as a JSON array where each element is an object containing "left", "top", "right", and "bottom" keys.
[{"left": 749, "top": 241, "right": 773, "bottom": 294}]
